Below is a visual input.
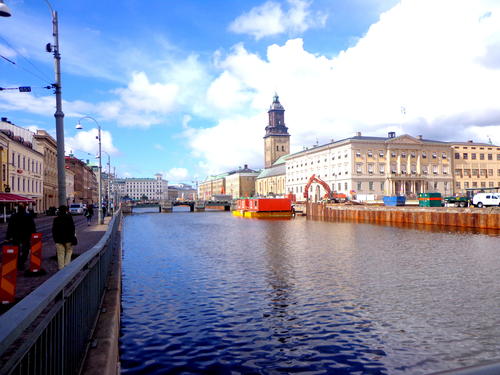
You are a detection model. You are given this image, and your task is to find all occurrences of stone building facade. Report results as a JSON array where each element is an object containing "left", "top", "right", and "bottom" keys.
[
  {"left": 286, "top": 132, "right": 454, "bottom": 202},
  {"left": 34, "top": 129, "right": 58, "bottom": 211},
  {"left": 198, "top": 173, "right": 228, "bottom": 200},
  {"left": 225, "top": 165, "right": 259, "bottom": 198},
  {"left": 65, "top": 156, "right": 98, "bottom": 205},
  {"left": 0, "top": 132, "right": 8, "bottom": 193},
  {"left": 0, "top": 121, "right": 44, "bottom": 211},
  {"left": 451, "top": 141, "right": 500, "bottom": 194},
  {"left": 112, "top": 174, "right": 168, "bottom": 201}
]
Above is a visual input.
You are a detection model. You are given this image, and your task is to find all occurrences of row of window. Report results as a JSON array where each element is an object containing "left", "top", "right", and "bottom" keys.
[
  {"left": 454, "top": 169, "right": 500, "bottom": 177},
  {"left": 456, "top": 181, "right": 500, "bottom": 189},
  {"left": 10, "top": 176, "right": 42, "bottom": 194},
  {"left": 11, "top": 151, "right": 42, "bottom": 174},
  {"left": 355, "top": 151, "right": 448, "bottom": 159},
  {"left": 356, "top": 164, "right": 448, "bottom": 175},
  {"left": 455, "top": 152, "right": 500, "bottom": 160}
]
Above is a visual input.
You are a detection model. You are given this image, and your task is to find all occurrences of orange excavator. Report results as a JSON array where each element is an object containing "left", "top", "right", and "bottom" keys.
[{"left": 303, "top": 174, "right": 347, "bottom": 203}]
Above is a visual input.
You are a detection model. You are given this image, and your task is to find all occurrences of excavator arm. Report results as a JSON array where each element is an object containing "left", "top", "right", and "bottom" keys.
[{"left": 303, "top": 174, "right": 332, "bottom": 200}]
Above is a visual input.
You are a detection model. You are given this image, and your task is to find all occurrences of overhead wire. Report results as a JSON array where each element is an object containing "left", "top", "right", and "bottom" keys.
[{"left": 0, "top": 34, "right": 53, "bottom": 85}]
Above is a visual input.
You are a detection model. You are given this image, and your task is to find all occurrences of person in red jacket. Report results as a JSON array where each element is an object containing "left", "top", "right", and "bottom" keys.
[{"left": 52, "top": 205, "right": 76, "bottom": 270}]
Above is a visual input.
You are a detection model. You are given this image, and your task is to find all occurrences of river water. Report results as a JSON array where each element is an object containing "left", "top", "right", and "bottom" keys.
[{"left": 120, "top": 208, "right": 500, "bottom": 374}]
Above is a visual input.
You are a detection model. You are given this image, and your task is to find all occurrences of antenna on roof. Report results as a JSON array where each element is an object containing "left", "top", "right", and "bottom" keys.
[{"left": 487, "top": 135, "right": 493, "bottom": 145}]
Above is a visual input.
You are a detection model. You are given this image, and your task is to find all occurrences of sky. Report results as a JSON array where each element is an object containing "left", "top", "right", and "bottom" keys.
[{"left": 1, "top": 0, "right": 500, "bottom": 184}]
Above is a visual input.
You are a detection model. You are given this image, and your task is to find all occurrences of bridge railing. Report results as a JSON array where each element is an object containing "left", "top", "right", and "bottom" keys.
[{"left": 0, "top": 210, "right": 122, "bottom": 375}]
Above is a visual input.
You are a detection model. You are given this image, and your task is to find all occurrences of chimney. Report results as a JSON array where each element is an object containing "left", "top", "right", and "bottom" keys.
[
  {"left": 1, "top": 117, "right": 7, "bottom": 122},
  {"left": 388, "top": 131, "right": 396, "bottom": 138},
  {"left": 467, "top": 140, "right": 473, "bottom": 143},
  {"left": 356, "top": 131, "right": 361, "bottom": 137},
  {"left": 244, "top": 164, "right": 248, "bottom": 169},
  {"left": 417, "top": 135, "right": 423, "bottom": 140}
]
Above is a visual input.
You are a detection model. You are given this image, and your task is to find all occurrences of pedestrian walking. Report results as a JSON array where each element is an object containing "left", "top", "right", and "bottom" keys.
[
  {"left": 84, "top": 204, "right": 94, "bottom": 225},
  {"left": 102, "top": 203, "right": 107, "bottom": 218},
  {"left": 6, "top": 204, "right": 37, "bottom": 270},
  {"left": 52, "top": 205, "right": 77, "bottom": 270}
]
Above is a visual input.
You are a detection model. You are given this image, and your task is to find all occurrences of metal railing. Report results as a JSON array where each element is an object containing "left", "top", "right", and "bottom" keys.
[{"left": 0, "top": 210, "right": 121, "bottom": 375}]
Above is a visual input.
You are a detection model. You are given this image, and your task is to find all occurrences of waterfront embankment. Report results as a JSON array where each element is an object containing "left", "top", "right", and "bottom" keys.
[{"left": 306, "top": 202, "right": 500, "bottom": 229}]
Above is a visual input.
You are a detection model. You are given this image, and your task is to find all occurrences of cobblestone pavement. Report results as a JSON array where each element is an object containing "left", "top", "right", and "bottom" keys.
[{"left": 0, "top": 214, "right": 111, "bottom": 314}]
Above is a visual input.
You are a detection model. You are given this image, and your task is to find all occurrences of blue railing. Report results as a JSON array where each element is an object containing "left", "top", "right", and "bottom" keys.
[{"left": 0, "top": 210, "right": 121, "bottom": 375}]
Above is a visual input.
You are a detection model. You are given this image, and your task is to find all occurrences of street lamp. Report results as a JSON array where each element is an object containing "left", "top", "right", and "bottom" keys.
[
  {"left": 101, "top": 150, "right": 112, "bottom": 214},
  {"left": 76, "top": 116, "right": 103, "bottom": 224},
  {"left": 2, "top": 1, "right": 66, "bottom": 205},
  {"left": 0, "top": 0, "right": 12, "bottom": 17}
]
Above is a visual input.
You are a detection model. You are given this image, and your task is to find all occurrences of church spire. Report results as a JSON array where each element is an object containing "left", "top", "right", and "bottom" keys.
[{"left": 265, "top": 93, "right": 288, "bottom": 137}]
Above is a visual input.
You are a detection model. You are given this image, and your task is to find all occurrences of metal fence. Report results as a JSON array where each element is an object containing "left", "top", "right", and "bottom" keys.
[{"left": 0, "top": 211, "right": 121, "bottom": 375}]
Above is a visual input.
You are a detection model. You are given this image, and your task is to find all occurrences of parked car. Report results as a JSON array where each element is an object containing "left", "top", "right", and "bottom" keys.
[
  {"left": 472, "top": 193, "right": 500, "bottom": 208},
  {"left": 69, "top": 203, "right": 85, "bottom": 215}
]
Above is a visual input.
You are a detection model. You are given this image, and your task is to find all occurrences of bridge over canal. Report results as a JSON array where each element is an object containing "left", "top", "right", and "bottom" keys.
[{"left": 122, "top": 200, "right": 233, "bottom": 213}]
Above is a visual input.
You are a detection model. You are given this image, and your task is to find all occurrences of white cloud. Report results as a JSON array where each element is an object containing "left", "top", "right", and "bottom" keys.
[
  {"left": 165, "top": 167, "right": 189, "bottom": 181},
  {"left": 229, "top": 0, "right": 327, "bottom": 40},
  {"left": 66, "top": 128, "right": 118, "bottom": 156},
  {"left": 190, "top": 0, "right": 500, "bottom": 174}
]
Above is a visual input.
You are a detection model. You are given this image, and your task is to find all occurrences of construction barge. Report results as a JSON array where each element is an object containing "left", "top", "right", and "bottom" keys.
[
  {"left": 305, "top": 202, "right": 500, "bottom": 230},
  {"left": 233, "top": 198, "right": 293, "bottom": 218}
]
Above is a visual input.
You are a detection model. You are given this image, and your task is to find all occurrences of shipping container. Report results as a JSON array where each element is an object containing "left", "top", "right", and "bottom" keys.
[
  {"left": 418, "top": 193, "right": 442, "bottom": 207},
  {"left": 383, "top": 196, "right": 406, "bottom": 206}
]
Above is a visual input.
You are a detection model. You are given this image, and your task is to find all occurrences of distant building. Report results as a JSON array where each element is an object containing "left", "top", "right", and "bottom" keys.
[
  {"left": 450, "top": 141, "right": 500, "bottom": 194},
  {"left": 112, "top": 173, "right": 168, "bottom": 201},
  {"left": 286, "top": 132, "right": 454, "bottom": 202},
  {"left": 65, "top": 168, "right": 75, "bottom": 204},
  {"left": 65, "top": 155, "right": 98, "bottom": 205},
  {"left": 34, "top": 129, "right": 58, "bottom": 211},
  {"left": 198, "top": 173, "right": 228, "bottom": 200},
  {"left": 225, "top": 165, "right": 259, "bottom": 198},
  {"left": 168, "top": 183, "right": 197, "bottom": 201},
  {"left": 256, "top": 94, "right": 290, "bottom": 197}
]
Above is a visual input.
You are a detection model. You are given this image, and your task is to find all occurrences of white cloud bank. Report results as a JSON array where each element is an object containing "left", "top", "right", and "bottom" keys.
[
  {"left": 164, "top": 167, "right": 189, "bottom": 182},
  {"left": 189, "top": 0, "right": 500, "bottom": 173},
  {"left": 229, "top": 0, "right": 327, "bottom": 40}
]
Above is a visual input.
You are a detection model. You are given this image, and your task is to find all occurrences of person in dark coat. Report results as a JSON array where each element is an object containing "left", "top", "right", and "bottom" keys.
[
  {"left": 52, "top": 205, "right": 76, "bottom": 270},
  {"left": 6, "top": 204, "right": 37, "bottom": 270},
  {"left": 84, "top": 204, "right": 94, "bottom": 225}
]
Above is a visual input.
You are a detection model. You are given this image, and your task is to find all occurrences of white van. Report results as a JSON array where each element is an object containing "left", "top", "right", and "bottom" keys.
[
  {"left": 69, "top": 203, "right": 85, "bottom": 215},
  {"left": 472, "top": 193, "right": 500, "bottom": 208}
]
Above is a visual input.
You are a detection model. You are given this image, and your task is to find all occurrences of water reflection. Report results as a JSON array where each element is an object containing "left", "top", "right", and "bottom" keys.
[{"left": 120, "top": 211, "right": 500, "bottom": 375}]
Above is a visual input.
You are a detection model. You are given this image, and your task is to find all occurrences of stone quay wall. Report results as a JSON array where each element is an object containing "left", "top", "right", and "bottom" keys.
[{"left": 306, "top": 203, "right": 500, "bottom": 230}]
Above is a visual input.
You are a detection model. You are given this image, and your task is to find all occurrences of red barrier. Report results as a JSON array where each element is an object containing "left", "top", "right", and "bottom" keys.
[
  {"left": 29, "top": 233, "right": 43, "bottom": 273},
  {"left": 0, "top": 245, "right": 18, "bottom": 304}
]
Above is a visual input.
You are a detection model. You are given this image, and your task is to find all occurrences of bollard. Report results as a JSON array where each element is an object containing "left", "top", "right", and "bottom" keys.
[
  {"left": 29, "top": 233, "right": 43, "bottom": 273},
  {"left": 0, "top": 245, "right": 18, "bottom": 304}
]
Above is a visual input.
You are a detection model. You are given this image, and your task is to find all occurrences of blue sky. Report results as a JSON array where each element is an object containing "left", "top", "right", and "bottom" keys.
[{"left": 1, "top": 0, "right": 500, "bottom": 183}]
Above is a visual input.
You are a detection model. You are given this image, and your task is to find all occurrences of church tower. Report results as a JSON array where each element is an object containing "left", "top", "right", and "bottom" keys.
[{"left": 264, "top": 94, "right": 290, "bottom": 168}]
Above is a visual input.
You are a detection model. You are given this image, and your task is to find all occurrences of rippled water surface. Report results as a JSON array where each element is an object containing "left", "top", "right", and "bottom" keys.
[{"left": 120, "top": 208, "right": 500, "bottom": 374}]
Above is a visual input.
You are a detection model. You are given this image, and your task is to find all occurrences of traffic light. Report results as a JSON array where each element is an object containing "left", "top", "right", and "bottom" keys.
[{"left": 18, "top": 86, "right": 32, "bottom": 92}]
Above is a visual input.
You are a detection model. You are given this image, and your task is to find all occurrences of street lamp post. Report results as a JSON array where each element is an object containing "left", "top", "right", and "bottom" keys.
[
  {"left": 102, "top": 151, "right": 112, "bottom": 214},
  {"left": 76, "top": 116, "right": 103, "bottom": 224}
]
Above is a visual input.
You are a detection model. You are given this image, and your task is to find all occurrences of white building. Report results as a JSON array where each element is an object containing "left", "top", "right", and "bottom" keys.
[
  {"left": 286, "top": 132, "right": 454, "bottom": 202},
  {"left": 112, "top": 173, "right": 168, "bottom": 201}
]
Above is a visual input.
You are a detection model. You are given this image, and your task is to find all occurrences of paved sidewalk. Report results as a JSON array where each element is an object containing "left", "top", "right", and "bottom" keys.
[{"left": 0, "top": 214, "right": 111, "bottom": 314}]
